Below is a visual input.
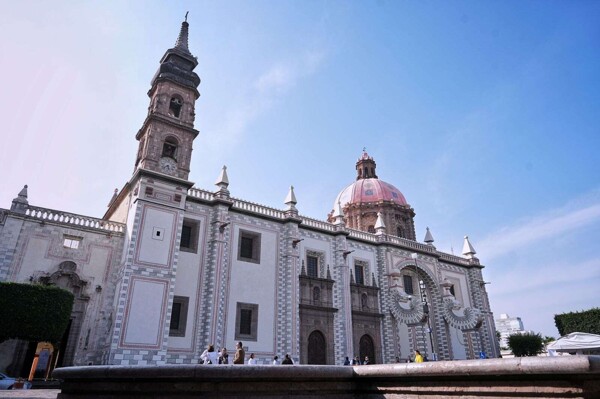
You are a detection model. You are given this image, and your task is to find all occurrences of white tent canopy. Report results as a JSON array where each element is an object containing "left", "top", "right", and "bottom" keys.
[{"left": 547, "top": 332, "right": 600, "bottom": 355}]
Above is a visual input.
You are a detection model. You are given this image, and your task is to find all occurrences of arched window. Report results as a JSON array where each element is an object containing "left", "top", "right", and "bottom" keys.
[
  {"left": 162, "top": 137, "right": 178, "bottom": 159},
  {"left": 169, "top": 96, "right": 183, "bottom": 118}
]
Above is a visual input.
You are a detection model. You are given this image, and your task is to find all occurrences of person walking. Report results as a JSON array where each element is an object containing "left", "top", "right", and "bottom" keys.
[
  {"left": 363, "top": 356, "right": 370, "bottom": 365},
  {"left": 272, "top": 355, "right": 279, "bottom": 365},
  {"left": 248, "top": 353, "right": 257, "bottom": 365},
  {"left": 343, "top": 356, "right": 350, "bottom": 365},
  {"left": 233, "top": 341, "right": 245, "bottom": 364}
]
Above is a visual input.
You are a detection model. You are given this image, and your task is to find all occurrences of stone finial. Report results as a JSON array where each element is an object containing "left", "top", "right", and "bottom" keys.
[
  {"left": 215, "top": 165, "right": 229, "bottom": 188},
  {"left": 300, "top": 260, "right": 306, "bottom": 276},
  {"left": 108, "top": 188, "right": 118, "bottom": 207},
  {"left": 214, "top": 166, "right": 231, "bottom": 200},
  {"left": 371, "top": 272, "right": 377, "bottom": 287},
  {"left": 332, "top": 201, "right": 345, "bottom": 226},
  {"left": 326, "top": 264, "right": 332, "bottom": 280},
  {"left": 462, "top": 235, "right": 477, "bottom": 259},
  {"left": 350, "top": 270, "right": 355, "bottom": 284},
  {"left": 374, "top": 212, "right": 386, "bottom": 234},
  {"left": 424, "top": 227, "right": 434, "bottom": 245},
  {"left": 11, "top": 185, "right": 29, "bottom": 213},
  {"left": 284, "top": 185, "right": 297, "bottom": 210}
]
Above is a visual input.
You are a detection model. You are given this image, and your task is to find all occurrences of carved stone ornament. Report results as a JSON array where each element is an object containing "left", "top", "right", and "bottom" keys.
[
  {"left": 441, "top": 297, "right": 482, "bottom": 330},
  {"left": 389, "top": 290, "right": 428, "bottom": 325}
]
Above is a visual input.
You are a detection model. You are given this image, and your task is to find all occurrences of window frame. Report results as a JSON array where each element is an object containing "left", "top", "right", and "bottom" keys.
[
  {"left": 179, "top": 218, "right": 200, "bottom": 254},
  {"left": 235, "top": 302, "right": 258, "bottom": 341},
  {"left": 63, "top": 236, "right": 82, "bottom": 250},
  {"left": 169, "top": 296, "right": 189, "bottom": 337},
  {"left": 354, "top": 263, "right": 365, "bottom": 285},
  {"left": 403, "top": 275, "right": 414, "bottom": 295},
  {"left": 306, "top": 255, "right": 319, "bottom": 278},
  {"left": 237, "top": 230, "right": 261, "bottom": 264}
]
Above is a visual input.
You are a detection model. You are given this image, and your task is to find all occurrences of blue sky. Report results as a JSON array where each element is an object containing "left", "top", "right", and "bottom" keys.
[{"left": 1, "top": 1, "right": 598, "bottom": 338}]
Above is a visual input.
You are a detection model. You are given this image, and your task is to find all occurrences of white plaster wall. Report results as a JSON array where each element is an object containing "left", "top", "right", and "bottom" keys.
[
  {"left": 87, "top": 246, "right": 110, "bottom": 285},
  {"left": 398, "top": 323, "right": 411, "bottom": 361},
  {"left": 441, "top": 270, "right": 470, "bottom": 307},
  {"left": 16, "top": 235, "right": 50, "bottom": 282},
  {"left": 123, "top": 278, "right": 167, "bottom": 345},
  {"left": 226, "top": 223, "right": 278, "bottom": 353},
  {"left": 137, "top": 206, "right": 176, "bottom": 266},
  {"left": 169, "top": 215, "right": 206, "bottom": 350},
  {"left": 449, "top": 326, "right": 467, "bottom": 360}
]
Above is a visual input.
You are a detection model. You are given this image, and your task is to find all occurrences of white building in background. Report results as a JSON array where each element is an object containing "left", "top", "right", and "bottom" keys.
[
  {"left": 495, "top": 313, "right": 534, "bottom": 348},
  {"left": 0, "top": 19, "right": 499, "bottom": 375}
]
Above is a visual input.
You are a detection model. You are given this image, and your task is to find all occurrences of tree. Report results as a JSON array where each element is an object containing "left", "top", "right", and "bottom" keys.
[
  {"left": 0, "top": 282, "right": 74, "bottom": 344},
  {"left": 554, "top": 308, "right": 600, "bottom": 336},
  {"left": 507, "top": 333, "right": 544, "bottom": 357}
]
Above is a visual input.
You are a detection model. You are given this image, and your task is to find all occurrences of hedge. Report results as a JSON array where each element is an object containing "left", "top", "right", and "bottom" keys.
[
  {"left": 507, "top": 333, "right": 544, "bottom": 357},
  {"left": 0, "top": 282, "right": 74, "bottom": 344},
  {"left": 554, "top": 308, "right": 600, "bottom": 336}
]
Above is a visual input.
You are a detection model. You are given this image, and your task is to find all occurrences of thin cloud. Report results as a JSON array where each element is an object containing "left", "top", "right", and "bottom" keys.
[
  {"left": 478, "top": 193, "right": 600, "bottom": 261},
  {"left": 490, "top": 257, "right": 600, "bottom": 297},
  {"left": 211, "top": 49, "right": 326, "bottom": 149}
]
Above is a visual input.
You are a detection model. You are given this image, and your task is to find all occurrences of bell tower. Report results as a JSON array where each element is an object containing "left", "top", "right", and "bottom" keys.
[
  {"left": 134, "top": 17, "right": 200, "bottom": 180},
  {"left": 107, "top": 17, "right": 202, "bottom": 366}
]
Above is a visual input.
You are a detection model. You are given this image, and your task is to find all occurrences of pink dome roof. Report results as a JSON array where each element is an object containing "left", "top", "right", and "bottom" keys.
[{"left": 333, "top": 178, "right": 408, "bottom": 209}]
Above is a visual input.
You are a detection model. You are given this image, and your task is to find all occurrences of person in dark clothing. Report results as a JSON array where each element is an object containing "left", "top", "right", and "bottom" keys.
[{"left": 281, "top": 354, "right": 294, "bottom": 364}]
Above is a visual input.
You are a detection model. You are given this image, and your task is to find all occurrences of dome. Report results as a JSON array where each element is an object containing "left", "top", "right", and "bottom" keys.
[{"left": 333, "top": 178, "right": 408, "bottom": 210}]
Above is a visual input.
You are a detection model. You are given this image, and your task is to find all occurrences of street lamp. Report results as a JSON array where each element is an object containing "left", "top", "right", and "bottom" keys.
[
  {"left": 419, "top": 279, "right": 436, "bottom": 361},
  {"left": 411, "top": 253, "right": 428, "bottom": 359}
]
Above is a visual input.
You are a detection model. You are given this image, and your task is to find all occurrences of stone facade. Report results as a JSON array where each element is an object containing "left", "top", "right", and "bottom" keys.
[{"left": 0, "top": 20, "right": 500, "bottom": 376}]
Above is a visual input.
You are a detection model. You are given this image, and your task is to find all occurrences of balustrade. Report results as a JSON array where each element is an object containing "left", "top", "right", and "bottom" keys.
[{"left": 24, "top": 206, "right": 125, "bottom": 233}]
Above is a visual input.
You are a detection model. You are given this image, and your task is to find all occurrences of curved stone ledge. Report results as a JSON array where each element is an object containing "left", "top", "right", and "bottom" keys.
[{"left": 53, "top": 356, "right": 600, "bottom": 399}]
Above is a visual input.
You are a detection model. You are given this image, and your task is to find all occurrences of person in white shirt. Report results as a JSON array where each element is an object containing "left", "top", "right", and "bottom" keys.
[
  {"left": 272, "top": 355, "right": 279, "bottom": 365},
  {"left": 248, "top": 353, "right": 257, "bottom": 365},
  {"left": 200, "top": 344, "right": 219, "bottom": 365}
]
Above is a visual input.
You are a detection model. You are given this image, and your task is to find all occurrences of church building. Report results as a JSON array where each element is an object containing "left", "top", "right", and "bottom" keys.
[{"left": 0, "top": 20, "right": 499, "bottom": 373}]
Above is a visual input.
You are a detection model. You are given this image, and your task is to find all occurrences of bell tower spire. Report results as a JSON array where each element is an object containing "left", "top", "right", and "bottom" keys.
[
  {"left": 134, "top": 16, "right": 201, "bottom": 180},
  {"left": 174, "top": 13, "right": 191, "bottom": 53}
]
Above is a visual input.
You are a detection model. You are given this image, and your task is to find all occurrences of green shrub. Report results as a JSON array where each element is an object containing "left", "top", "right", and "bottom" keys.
[
  {"left": 0, "top": 282, "right": 74, "bottom": 344},
  {"left": 507, "top": 333, "right": 544, "bottom": 357},
  {"left": 554, "top": 308, "right": 600, "bottom": 336}
]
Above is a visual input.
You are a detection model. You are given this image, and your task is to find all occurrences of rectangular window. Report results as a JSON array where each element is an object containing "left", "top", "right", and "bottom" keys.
[
  {"left": 354, "top": 263, "right": 365, "bottom": 285},
  {"left": 180, "top": 218, "right": 199, "bottom": 253},
  {"left": 169, "top": 296, "right": 189, "bottom": 337},
  {"left": 403, "top": 275, "right": 414, "bottom": 295},
  {"left": 63, "top": 236, "right": 81, "bottom": 249},
  {"left": 239, "top": 309, "right": 252, "bottom": 335},
  {"left": 306, "top": 255, "right": 319, "bottom": 278},
  {"left": 235, "top": 302, "right": 258, "bottom": 341},
  {"left": 237, "top": 230, "right": 261, "bottom": 264}
]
